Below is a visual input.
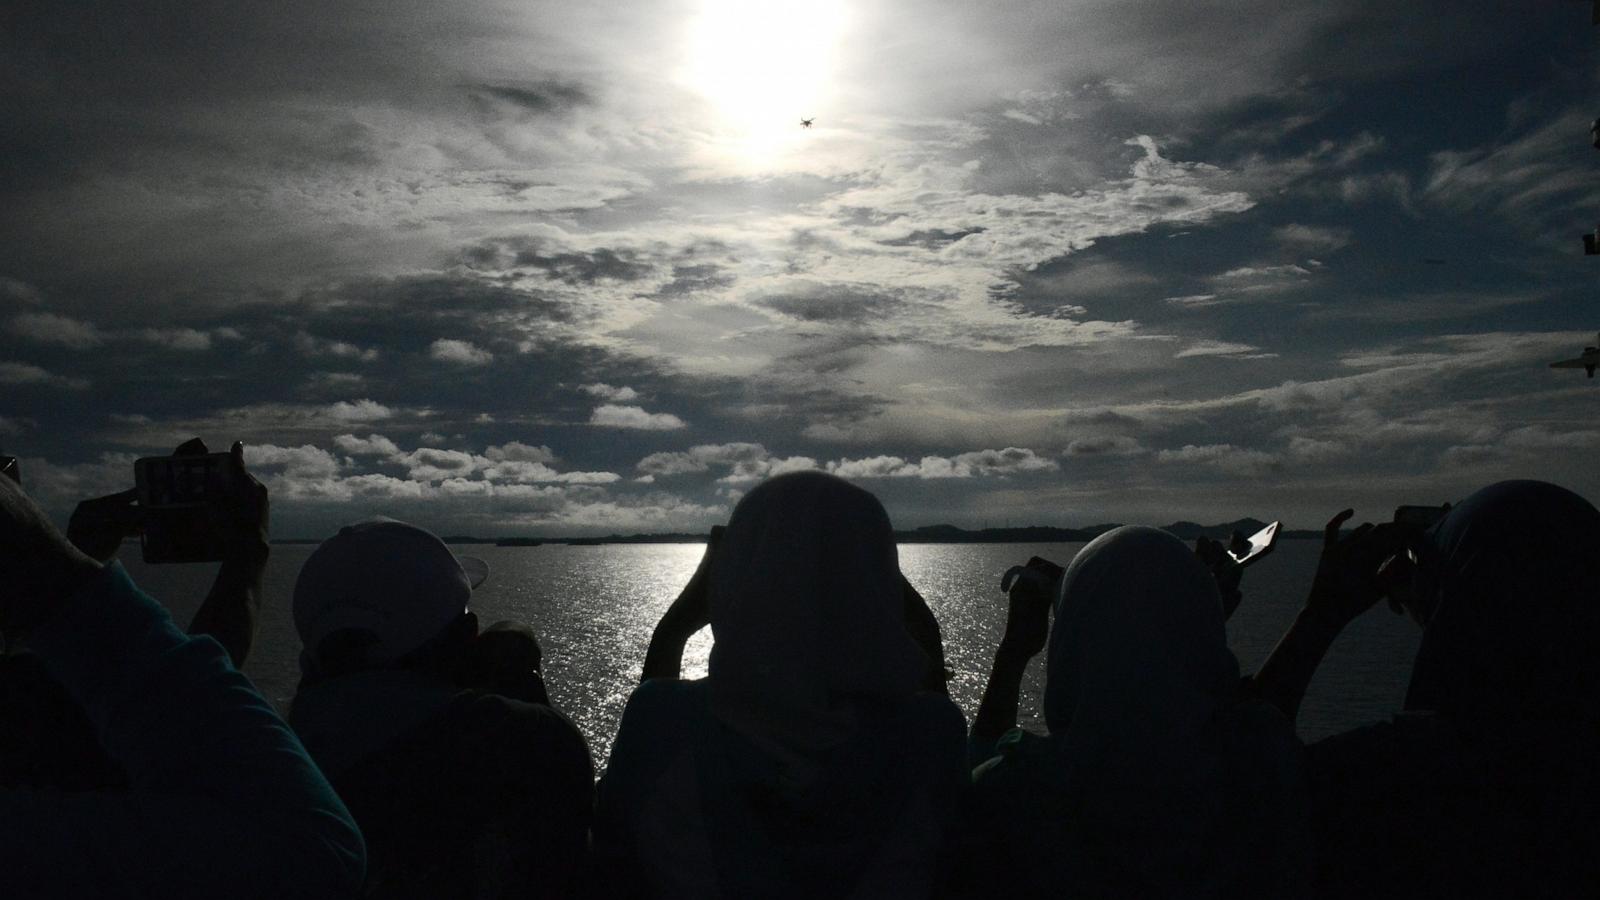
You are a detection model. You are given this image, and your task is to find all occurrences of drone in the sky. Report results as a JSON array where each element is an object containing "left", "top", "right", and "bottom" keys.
[{"left": 799, "top": 117, "right": 815, "bottom": 129}]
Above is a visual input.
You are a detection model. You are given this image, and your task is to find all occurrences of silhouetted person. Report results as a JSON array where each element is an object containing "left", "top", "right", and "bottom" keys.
[
  {"left": 1252, "top": 481, "right": 1600, "bottom": 898},
  {"left": 3, "top": 438, "right": 268, "bottom": 793},
  {"left": 0, "top": 451, "right": 365, "bottom": 897},
  {"left": 952, "top": 526, "right": 1309, "bottom": 899},
  {"left": 288, "top": 518, "right": 592, "bottom": 900},
  {"left": 594, "top": 471, "right": 966, "bottom": 899}
]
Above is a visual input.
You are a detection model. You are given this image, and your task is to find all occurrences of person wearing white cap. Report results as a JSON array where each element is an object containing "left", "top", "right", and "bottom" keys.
[{"left": 288, "top": 517, "right": 593, "bottom": 900}]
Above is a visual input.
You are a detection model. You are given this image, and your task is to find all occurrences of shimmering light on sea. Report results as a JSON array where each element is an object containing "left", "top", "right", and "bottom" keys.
[{"left": 127, "top": 540, "right": 1419, "bottom": 770}]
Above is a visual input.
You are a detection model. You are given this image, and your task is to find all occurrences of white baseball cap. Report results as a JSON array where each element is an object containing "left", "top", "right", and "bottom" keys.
[{"left": 292, "top": 517, "right": 489, "bottom": 667}]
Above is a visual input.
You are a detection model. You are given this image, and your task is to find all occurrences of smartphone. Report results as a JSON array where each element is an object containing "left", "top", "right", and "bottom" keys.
[
  {"left": 1227, "top": 521, "right": 1280, "bottom": 568},
  {"left": 1394, "top": 504, "right": 1450, "bottom": 530},
  {"left": 134, "top": 452, "right": 232, "bottom": 563},
  {"left": 0, "top": 455, "right": 17, "bottom": 485}
]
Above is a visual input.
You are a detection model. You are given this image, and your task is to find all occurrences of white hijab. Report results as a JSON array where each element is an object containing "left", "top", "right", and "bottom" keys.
[{"left": 707, "top": 472, "right": 928, "bottom": 774}]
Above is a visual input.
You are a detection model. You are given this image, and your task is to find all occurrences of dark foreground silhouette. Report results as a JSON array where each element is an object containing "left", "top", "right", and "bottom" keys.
[{"left": 4, "top": 445, "right": 1598, "bottom": 899}]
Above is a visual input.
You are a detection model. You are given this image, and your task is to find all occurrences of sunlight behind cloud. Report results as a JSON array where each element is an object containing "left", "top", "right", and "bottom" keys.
[{"left": 679, "top": 0, "right": 850, "bottom": 163}]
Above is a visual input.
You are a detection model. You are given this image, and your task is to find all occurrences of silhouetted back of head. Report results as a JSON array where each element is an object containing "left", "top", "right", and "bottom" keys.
[
  {"left": 708, "top": 471, "right": 928, "bottom": 767},
  {"left": 1405, "top": 480, "right": 1600, "bottom": 723}
]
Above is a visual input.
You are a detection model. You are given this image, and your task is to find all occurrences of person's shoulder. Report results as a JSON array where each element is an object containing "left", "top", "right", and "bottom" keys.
[
  {"left": 621, "top": 676, "right": 712, "bottom": 723},
  {"left": 441, "top": 690, "right": 593, "bottom": 777},
  {"left": 886, "top": 690, "right": 967, "bottom": 740}
]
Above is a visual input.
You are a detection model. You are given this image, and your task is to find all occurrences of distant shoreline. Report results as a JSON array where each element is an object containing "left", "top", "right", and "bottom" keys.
[{"left": 272, "top": 518, "right": 1326, "bottom": 546}]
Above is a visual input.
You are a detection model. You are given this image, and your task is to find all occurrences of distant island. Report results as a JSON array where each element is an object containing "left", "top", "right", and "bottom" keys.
[{"left": 274, "top": 518, "right": 1323, "bottom": 546}]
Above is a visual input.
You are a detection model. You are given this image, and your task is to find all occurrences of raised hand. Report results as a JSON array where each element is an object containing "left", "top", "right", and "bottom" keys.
[
  {"left": 211, "top": 441, "right": 270, "bottom": 556},
  {"left": 972, "top": 556, "right": 1060, "bottom": 740},
  {"left": 1305, "top": 510, "right": 1405, "bottom": 629},
  {"left": 640, "top": 526, "right": 722, "bottom": 682},
  {"left": 998, "top": 558, "right": 1058, "bottom": 661},
  {"left": 184, "top": 440, "right": 270, "bottom": 667},
  {"left": 67, "top": 489, "right": 141, "bottom": 564},
  {"left": 1195, "top": 535, "right": 1245, "bottom": 620},
  {"left": 1249, "top": 509, "right": 1408, "bottom": 722}
]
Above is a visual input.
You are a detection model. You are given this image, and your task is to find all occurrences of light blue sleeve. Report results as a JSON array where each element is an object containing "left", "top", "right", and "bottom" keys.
[{"left": 0, "top": 562, "right": 366, "bottom": 899}]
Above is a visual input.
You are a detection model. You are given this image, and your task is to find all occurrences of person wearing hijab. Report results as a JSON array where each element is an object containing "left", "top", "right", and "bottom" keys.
[
  {"left": 1251, "top": 480, "right": 1600, "bottom": 898},
  {"left": 954, "top": 526, "right": 1310, "bottom": 900},
  {"left": 594, "top": 471, "right": 967, "bottom": 899}
]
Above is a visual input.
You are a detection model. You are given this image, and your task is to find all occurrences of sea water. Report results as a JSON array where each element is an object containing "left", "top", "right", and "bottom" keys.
[{"left": 124, "top": 539, "right": 1419, "bottom": 769}]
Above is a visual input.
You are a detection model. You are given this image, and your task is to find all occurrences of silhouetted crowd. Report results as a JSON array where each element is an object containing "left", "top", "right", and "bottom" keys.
[{"left": 3, "top": 442, "right": 1598, "bottom": 898}]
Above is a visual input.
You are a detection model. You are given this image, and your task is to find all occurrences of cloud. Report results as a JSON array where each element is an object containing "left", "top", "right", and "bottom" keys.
[
  {"left": 590, "top": 404, "right": 687, "bottom": 430},
  {"left": 1272, "top": 223, "right": 1352, "bottom": 253},
  {"left": 1175, "top": 340, "right": 1271, "bottom": 359},
  {"left": 484, "top": 441, "right": 558, "bottom": 463},
  {"left": 325, "top": 399, "right": 395, "bottom": 422},
  {"left": 12, "top": 452, "right": 139, "bottom": 511},
  {"left": 324, "top": 435, "right": 614, "bottom": 486},
  {"left": 475, "top": 80, "right": 591, "bottom": 115},
  {"left": 429, "top": 339, "right": 494, "bottom": 366},
  {"left": 0, "top": 278, "right": 44, "bottom": 306},
  {"left": 1425, "top": 110, "right": 1600, "bottom": 230},
  {"left": 579, "top": 383, "right": 639, "bottom": 402},
  {"left": 1065, "top": 435, "right": 1144, "bottom": 456},
  {"left": 641, "top": 443, "right": 1060, "bottom": 483},
  {"left": 134, "top": 328, "right": 213, "bottom": 351},
  {"left": 460, "top": 237, "right": 655, "bottom": 285},
  {"left": 332, "top": 433, "right": 401, "bottom": 456},
  {"left": 828, "top": 447, "right": 1059, "bottom": 479},
  {"left": 393, "top": 447, "right": 479, "bottom": 481},
  {"left": 637, "top": 443, "right": 767, "bottom": 477},
  {"left": 11, "top": 313, "right": 104, "bottom": 348},
  {"left": 296, "top": 332, "right": 380, "bottom": 362},
  {"left": 1155, "top": 443, "right": 1280, "bottom": 473},
  {"left": 0, "top": 362, "right": 88, "bottom": 389},
  {"left": 243, "top": 443, "right": 343, "bottom": 477},
  {"left": 635, "top": 442, "right": 817, "bottom": 482}
]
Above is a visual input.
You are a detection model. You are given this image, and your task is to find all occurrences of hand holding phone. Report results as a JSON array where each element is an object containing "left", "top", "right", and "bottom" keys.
[
  {"left": 997, "top": 555, "right": 1061, "bottom": 661},
  {"left": 1227, "top": 521, "right": 1281, "bottom": 568},
  {"left": 135, "top": 451, "right": 235, "bottom": 563},
  {"left": 67, "top": 488, "right": 143, "bottom": 563},
  {"left": 119, "top": 440, "right": 268, "bottom": 565}
]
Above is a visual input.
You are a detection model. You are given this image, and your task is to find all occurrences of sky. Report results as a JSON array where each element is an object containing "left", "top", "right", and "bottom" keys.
[{"left": 4, "top": 1, "right": 1599, "bottom": 537}]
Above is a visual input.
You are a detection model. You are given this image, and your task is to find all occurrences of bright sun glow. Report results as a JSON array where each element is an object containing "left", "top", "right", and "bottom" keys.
[{"left": 681, "top": 0, "right": 849, "bottom": 159}]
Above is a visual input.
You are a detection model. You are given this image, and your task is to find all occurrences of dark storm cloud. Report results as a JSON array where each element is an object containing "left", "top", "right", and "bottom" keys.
[
  {"left": 755, "top": 284, "right": 912, "bottom": 324},
  {"left": 878, "top": 228, "right": 988, "bottom": 249},
  {"left": 475, "top": 81, "right": 592, "bottom": 115},
  {"left": 460, "top": 238, "right": 656, "bottom": 285},
  {"left": 653, "top": 264, "right": 736, "bottom": 298}
]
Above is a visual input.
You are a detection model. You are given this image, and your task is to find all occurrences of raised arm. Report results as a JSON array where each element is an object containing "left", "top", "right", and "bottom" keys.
[
  {"left": 65, "top": 438, "right": 270, "bottom": 667},
  {"left": 1249, "top": 510, "right": 1402, "bottom": 721},
  {"left": 184, "top": 441, "right": 270, "bottom": 666},
  {"left": 0, "top": 469, "right": 365, "bottom": 898},
  {"left": 639, "top": 527, "right": 719, "bottom": 682},
  {"left": 970, "top": 559, "right": 1055, "bottom": 743}
]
